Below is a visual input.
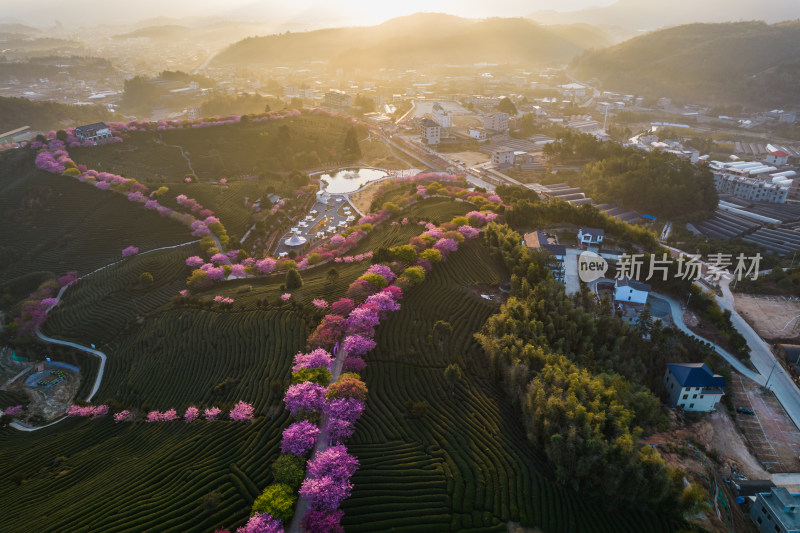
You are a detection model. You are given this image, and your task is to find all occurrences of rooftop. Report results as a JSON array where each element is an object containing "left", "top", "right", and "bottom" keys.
[
  {"left": 666, "top": 363, "right": 726, "bottom": 388},
  {"left": 616, "top": 277, "right": 651, "bottom": 293},
  {"left": 74, "top": 122, "right": 109, "bottom": 133},
  {"left": 579, "top": 227, "right": 604, "bottom": 238},
  {"left": 759, "top": 487, "right": 800, "bottom": 530}
]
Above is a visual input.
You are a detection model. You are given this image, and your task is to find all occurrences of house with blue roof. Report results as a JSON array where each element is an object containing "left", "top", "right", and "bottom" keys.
[{"left": 664, "top": 363, "right": 726, "bottom": 412}]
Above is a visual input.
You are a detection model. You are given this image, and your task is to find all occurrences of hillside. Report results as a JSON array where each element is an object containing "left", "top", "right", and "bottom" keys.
[
  {"left": 531, "top": 0, "right": 800, "bottom": 31},
  {"left": 0, "top": 96, "right": 119, "bottom": 134},
  {"left": 213, "top": 14, "right": 613, "bottom": 69},
  {"left": 0, "top": 180, "right": 692, "bottom": 531},
  {"left": 572, "top": 21, "right": 800, "bottom": 108}
]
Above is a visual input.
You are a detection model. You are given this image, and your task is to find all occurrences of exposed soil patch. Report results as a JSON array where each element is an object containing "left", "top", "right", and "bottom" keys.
[
  {"left": 469, "top": 283, "right": 507, "bottom": 305},
  {"left": 734, "top": 293, "right": 800, "bottom": 340}
]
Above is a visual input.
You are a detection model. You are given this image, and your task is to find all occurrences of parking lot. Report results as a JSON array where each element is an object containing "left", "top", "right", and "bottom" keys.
[
  {"left": 273, "top": 197, "right": 358, "bottom": 257},
  {"left": 730, "top": 373, "right": 800, "bottom": 473}
]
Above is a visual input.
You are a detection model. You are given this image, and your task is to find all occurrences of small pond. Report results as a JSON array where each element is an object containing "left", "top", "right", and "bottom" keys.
[{"left": 320, "top": 168, "right": 387, "bottom": 194}]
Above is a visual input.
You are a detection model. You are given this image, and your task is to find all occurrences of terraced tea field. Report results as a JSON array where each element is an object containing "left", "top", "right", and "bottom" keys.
[
  {"left": 0, "top": 308, "right": 307, "bottom": 532},
  {"left": 342, "top": 239, "right": 689, "bottom": 532},
  {"left": 0, "top": 164, "right": 191, "bottom": 285}
]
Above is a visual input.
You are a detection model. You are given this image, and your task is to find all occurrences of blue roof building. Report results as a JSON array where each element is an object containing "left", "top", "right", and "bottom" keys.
[{"left": 664, "top": 363, "right": 726, "bottom": 412}]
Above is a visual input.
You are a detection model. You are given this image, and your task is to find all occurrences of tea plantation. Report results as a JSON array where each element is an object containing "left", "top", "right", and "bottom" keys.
[{"left": 0, "top": 140, "right": 694, "bottom": 532}]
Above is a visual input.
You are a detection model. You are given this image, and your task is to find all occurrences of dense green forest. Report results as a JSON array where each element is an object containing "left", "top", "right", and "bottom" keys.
[
  {"left": 572, "top": 21, "right": 800, "bottom": 107},
  {"left": 0, "top": 96, "right": 118, "bottom": 134},
  {"left": 542, "top": 132, "right": 717, "bottom": 219},
  {"left": 476, "top": 223, "right": 724, "bottom": 510}
]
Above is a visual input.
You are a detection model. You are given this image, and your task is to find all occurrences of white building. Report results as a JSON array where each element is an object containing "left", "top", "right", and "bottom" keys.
[
  {"left": 483, "top": 113, "right": 509, "bottom": 133},
  {"left": 491, "top": 147, "right": 515, "bottom": 166},
  {"left": 432, "top": 103, "right": 452, "bottom": 128},
  {"left": 468, "top": 128, "right": 488, "bottom": 140},
  {"left": 322, "top": 90, "right": 352, "bottom": 110},
  {"left": 751, "top": 487, "right": 800, "bottom": 533},
  {"left": 74, "top": 122, "right": 112, "bottom": 143},
  {"left": 664, "top": 363, "right": 725, "bottom": 412},
  {"left": 420, "top": 118, "right": 441, "bottom": 145},
  {"left": 711, "top": 161, "right": 791, "bottom": 204},
  {"left": 577, "top": 227, "right": 604, "bottom": 245},
  {"left": 558, "top": 83, "right": 587, "bottom": 98},
  {"left": 614, "top": 277, "right": 650, "bottom": 305},
  {"left": 766, "top": 150, "right": 790, "bottom": 166}
]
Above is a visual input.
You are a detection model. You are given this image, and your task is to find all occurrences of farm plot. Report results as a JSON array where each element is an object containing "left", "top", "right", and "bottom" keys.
[
  {"left": 342, "top": 239, "right": 687, "bottom": 532},
  {"left": 730, "top": 373, "right": 800, "bottom": 473}
]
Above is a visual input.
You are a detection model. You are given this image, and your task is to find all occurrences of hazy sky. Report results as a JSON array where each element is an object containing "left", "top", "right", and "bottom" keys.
[{"left": 0, "top": 0, "right": 618, "bottom": 28}]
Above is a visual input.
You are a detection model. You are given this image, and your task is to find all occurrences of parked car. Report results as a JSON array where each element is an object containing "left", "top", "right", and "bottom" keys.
[{"left": 736, "top": 407, "right": 755, "bottom": 415}]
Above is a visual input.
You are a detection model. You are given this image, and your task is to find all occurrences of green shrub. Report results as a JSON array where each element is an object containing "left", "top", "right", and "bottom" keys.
[
  {"left": 272, "top": 454, "right": 306, "bottom": 490},
  {"left": 251, "top": 483, "right": 297, "bottom": 522},
  {"left": 390, "top": 245, "right": 418, "bottom": 264},
  {"left": 139, "top": 272, "right": 154, "bottom": 283},
  {"left": 285, "top": 268, "right": 303, "bottom": 290},
  {"left": 359, "top": 272, "right": 388, "bottom": 289},
  {"left": 325, "top": 375, "right": 367, "bottom": 402},
  {"left": 292, "top": 367, "right": 332, "bottom": 386},
  {"left": 403, "top": 266, "right": 426, "bottom": 284},
  {"left": 420, "top": 249, "right": 442, "bottom": 264}
]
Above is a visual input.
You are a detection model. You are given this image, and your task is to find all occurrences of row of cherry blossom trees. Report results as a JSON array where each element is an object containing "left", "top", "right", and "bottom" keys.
[
  {"left": 33, "top": 146, "right": 232, "bottom": 245},
  {"left": 228, "top": 202, "right": 498, "bottom": 532},
  {"left": 65, "top": 401, "right": 254, "bottom": 424},
  {"left": 5, "top": 272, "right": 76, "bottom": 337}
]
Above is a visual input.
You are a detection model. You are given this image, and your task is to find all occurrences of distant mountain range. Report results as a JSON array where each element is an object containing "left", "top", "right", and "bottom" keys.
[
  {"left": 212, "top": 13, "right": 616, "bottom": 69},
  {"left": 572, "top": 21, "right": 800, "bottom": 108},
  {"left": 530, "top": 0, "right": 800, "bottom": 31}
]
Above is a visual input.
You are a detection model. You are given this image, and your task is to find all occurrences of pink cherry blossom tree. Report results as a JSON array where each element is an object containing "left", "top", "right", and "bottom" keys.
[
  {"left": 185, "top": 406, "right": 199, "bottom": 422},
  {"left": 301, "top": 510, "right": 344, "bottom": 533},
  {"left": 292, "top": 349, "right": 334, "bottom": 372},
  {"left": 235, "top": 512, "right": 284, "bottom": 533},
  {"left": 342, "top": 335, "right": 375, "bottom": 356},
  {"left": 229, "top": 401, "right": 254, "bottom": 421},
  {"left": 284, "top": 382, "right": 326, "bottom": 417},
  {"left": 281, "top": 420, "right": 321, "bottom": 456}
]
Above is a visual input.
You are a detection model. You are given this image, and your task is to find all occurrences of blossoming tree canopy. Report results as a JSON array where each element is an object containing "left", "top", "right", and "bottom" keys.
[
  {"left": 307, "top": 445, "right": 359, "bottom": 482},
  {"left": 284, "top": 382, "right": 326, "bottom": 416},
  {"left": 292, "top": 349, "right": 334, "bottom": 372},
  {"left": 229, "top": 401, "right": 254, "bottom": 421},
  {"left": 281, "top": 420, "right": 321, "bottom": 456}
]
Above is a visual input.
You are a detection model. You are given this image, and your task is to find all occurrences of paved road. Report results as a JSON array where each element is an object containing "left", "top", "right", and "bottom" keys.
[
  {"left": 288, "top": 347, "right": 348, "bottom": 533},
  {"left": 564, "top": 249, "right": 580, "bottom": 295},
  {"left": 662, "top": 245, "right": 800, "bottom": 432},
  {"left": 6, "top": 242, "right": 198, "bottom": 432},
  {"left": 717, "top": 274, "right": 800, "bottom": 432},
  {"left": 652, "top": 292, "right": 763, "bottom": 383},
  {"left": 9, "top": 284, "right": 108, "bottom": 432}
]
